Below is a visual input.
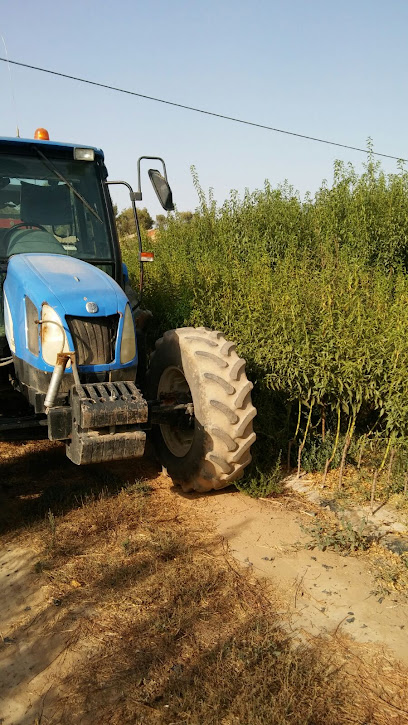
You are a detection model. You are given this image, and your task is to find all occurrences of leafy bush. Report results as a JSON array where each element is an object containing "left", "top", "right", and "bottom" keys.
[
  {"left": 301, "top": 434, "right": 344, "bottom": 473},
  {"left": 238, "top": 452, "right": 284, "bottom": 498},
  {"left": 125, "top": 156, "right": 408, "bottom": 494}
]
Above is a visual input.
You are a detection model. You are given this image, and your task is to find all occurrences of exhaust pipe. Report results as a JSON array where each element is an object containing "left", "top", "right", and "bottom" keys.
[{"left": 44, "top": 351, "right": 80, "bottom": 411}]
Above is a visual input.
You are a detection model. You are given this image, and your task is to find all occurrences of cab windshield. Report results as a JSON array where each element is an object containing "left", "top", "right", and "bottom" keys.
[{"left": 0, "top": 153, "right": 113, "bottom": 269}]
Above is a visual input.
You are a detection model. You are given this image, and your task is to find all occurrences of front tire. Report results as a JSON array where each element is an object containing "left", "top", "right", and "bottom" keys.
[{"left": 146, "top": 327, "right": 256, "bottom": 492}]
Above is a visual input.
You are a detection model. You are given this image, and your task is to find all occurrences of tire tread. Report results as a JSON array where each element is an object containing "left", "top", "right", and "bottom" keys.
[{"left": 149, "top": 326, "right": 256, "bottom": 492}]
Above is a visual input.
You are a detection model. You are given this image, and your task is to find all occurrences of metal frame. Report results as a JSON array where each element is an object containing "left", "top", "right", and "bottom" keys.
[
  {"left": 134, "top": 156, "right": 170, "bottom": 202},
  {"left": 0, "top": 397, "right": 194, "bottom": 438},
  {"left": 105, "top": 180, "right": 144, "bottom": 295}
]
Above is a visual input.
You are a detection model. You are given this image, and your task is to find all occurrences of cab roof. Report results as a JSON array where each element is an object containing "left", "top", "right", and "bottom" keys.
[{"left": 0, "top": 136, "right": 104, "bottom": 159}]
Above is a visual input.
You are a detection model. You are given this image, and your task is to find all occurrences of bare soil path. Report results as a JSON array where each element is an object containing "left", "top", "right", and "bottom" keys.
[
  {"left": 1, "top": 439, "right": 408, "bottom": 724},
  {"left": 188, "top": 485, "right": 408, "bottom": 664}
]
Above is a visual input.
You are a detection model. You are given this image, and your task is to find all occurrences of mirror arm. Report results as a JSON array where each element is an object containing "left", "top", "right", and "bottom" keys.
[
  {"left": 105, "top": 180, "right": 144, "bottom": 295},
  {"left": 136, "top": 156, "right": 169, "bottom": 201}
]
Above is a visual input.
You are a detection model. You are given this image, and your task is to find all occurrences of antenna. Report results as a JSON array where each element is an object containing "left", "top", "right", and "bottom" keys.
[{"left": 1, "top": 34, "right": 20, "bottom": 137}]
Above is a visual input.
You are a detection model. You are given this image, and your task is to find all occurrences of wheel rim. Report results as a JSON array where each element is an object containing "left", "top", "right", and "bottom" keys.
[{"left": 157, "top": 366, "right": 194, "bottom": 457}]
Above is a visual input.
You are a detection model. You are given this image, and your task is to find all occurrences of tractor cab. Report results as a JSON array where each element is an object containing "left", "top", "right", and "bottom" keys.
[
  {"left": 0, "top": 133, "right": 173, "bottom": 361},
  {"left": 0, "top": 138, "right": 118, "bottom": 277}
]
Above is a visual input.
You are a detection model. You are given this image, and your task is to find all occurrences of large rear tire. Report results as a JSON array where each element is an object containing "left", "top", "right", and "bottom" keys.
[{"left": 146, "top": 327, "right": 256, "bottom": 492}]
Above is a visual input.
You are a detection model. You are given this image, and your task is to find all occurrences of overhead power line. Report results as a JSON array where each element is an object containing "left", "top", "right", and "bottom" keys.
[
  {"left": 0, "top": 56, "right": 406, "bottom": 163},
  {"left": 0, "top": 41, "right": 20, "bottom": 137}
]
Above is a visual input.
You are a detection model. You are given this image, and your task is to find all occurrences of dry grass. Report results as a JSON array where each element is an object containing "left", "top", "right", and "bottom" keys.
[
  {"left": 368, "top": 543, "right": 408, "bottom": 596},
  {"left": 294, "top": 468, "right": 408, "bottom": 599},
  {"left": 307, "top": 463, "right": 408, "bottom": 514},
  {"left": 1, "top": 441, "right": 408, "bottom": 724}
]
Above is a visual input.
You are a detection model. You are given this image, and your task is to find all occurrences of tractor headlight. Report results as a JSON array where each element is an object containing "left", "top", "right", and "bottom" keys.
[
  {"left": 3, "top": 292, "right": 15, "bottom": 353},
  {"left": 120, "top": 304, "right": 136, "bottom": 364},
  {"left": 41, "top": 304, "right": 70, "bottom": 366}
]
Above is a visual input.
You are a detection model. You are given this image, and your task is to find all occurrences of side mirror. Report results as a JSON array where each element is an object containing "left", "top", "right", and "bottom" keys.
[
  {"left": 148, "top": 169, "right": 174, "bottom": 211},
  {"left": 134, "top": 156, "right": 174, "bottom": 210}
]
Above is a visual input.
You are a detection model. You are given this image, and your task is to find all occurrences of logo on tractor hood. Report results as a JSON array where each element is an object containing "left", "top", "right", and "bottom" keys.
[{"left": 86, "top": 301, "right": 99, "bottom": 313}]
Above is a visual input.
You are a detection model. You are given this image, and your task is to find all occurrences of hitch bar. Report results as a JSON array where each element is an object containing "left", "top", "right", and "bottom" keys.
[{"left": 150, "top": 402, "right": 194, "bottom": 427}]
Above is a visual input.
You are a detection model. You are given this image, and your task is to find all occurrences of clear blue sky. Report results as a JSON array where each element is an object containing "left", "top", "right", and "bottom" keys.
[{"left": 1, "top": 0, "right": 407, "bottom": 217}]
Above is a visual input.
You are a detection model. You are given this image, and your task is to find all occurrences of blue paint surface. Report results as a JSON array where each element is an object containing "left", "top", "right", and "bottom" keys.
[
  {"left": 4, "top": 253, "right": 136, "bottom": 372},
  {"left": 0, "top": 136, "right": 103, "bottom": 159}
]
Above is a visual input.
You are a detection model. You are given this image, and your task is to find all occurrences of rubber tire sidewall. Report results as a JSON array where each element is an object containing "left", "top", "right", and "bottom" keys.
[{"left": 146, "top": 333, "right": 208, "bottom": 484}]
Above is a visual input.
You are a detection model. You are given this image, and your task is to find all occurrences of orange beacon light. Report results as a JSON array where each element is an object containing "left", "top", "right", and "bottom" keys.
[{"left": 34, "top": 128, "right": 50, "bottom": 140}]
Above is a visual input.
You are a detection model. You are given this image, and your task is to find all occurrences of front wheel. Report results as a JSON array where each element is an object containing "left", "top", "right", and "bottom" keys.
[{"left": 146, "top": 327, "right": 256, "bottom": 492}]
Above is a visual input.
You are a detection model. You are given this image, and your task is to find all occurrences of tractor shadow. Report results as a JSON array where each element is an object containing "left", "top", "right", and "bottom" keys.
[
  {"left": 0, "top": 439, "right": 161, "bottom": 535},
  {"left": 0, "top": 436, "right": 241, "bottom": 537}
]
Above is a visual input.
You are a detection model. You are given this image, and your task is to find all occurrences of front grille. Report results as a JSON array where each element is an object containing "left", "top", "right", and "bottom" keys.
[{"left": 67, "top": 314, "right": 118, "bottom": 366}]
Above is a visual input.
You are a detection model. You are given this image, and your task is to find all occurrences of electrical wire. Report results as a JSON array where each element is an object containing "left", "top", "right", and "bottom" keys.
[
  {"left": 0, "top": 57, "right": 407, "bottom": 163},
  {"left": 0, "top": 43, "right": 20, "bottom": 137}
]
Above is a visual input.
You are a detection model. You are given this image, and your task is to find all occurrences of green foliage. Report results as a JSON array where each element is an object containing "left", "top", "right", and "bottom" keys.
[
  {"left": 301, "top": 434, "right": 344, "bottom": 473},
  {"left": 137, "top": 207, "right": 154, "bottom": 231},
  {"left": 238, "top": 452, "right": 284, "bottom": 498},
  {"left": 117, "top": 206, "right": 153, "bottom": 237},
  {"left": 155, "top": 213, "right": 166, "bottom": 227},
  {"left": 116, "top": 207, "right": 134, "bottom": 237},
  {"left": 301, "top": 516, "right": 372, "bottom": 554},
  {"left": 127, "top": 157, "right": 408, "bottom": 494},
  {"left": 156, "top": 210, "right": 194, "bottom": 228},
  {"left": 178, "top": 210, "right": 194, "bottom": 223}
]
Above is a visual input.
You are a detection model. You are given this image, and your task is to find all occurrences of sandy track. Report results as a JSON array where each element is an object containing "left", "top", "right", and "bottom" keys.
[
  {"left": 188, "top": 486, "right": 408, "bottom": 664},
  {"left": 1, "top": 439, "right": 408, "bottom": 724}
]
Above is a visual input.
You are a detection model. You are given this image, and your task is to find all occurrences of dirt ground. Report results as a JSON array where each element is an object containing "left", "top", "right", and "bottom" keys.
[
  {"left": 1, "top": 439, "right": 408, "bottom": 723},
  {"left": 191, "top": 485, "right": 408, "bottom": 663}
]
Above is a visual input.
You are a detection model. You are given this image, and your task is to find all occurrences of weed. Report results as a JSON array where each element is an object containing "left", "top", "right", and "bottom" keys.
[
  {"left": 121, "top": 537, "right": 132, "bottom": 554},
  {"left": 238, "top": 452, "right": 284, "bottom": 498},
  {"left": 125, "top": 478, "right": 153, "bottom": 496},
  {"left": 34, "top": 560, "right": 46, "bottom": 574},
  {"left": 301, "top": 515, "right": 372, "bottom": 554}
]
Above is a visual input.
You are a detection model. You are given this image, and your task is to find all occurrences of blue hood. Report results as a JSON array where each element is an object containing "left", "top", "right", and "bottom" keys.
[
  {"left": 7, "top": 254, "right": 125, "bottom": 318},
  {"left": 4, "top": 253, "right": 134, "bottom": 372}
]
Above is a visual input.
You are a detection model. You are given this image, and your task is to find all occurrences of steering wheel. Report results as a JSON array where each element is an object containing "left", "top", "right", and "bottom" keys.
[{"left": 3, "top": 222, "right": 48, "bottom": 247}]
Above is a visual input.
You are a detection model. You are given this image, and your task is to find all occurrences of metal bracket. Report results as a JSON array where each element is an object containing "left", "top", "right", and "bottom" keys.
[
  {"left": 136, "top": 156, "right": 169, "bottom": 202},
  {"left": 105, "top": 179, "right": 143, "bottom": 292}
]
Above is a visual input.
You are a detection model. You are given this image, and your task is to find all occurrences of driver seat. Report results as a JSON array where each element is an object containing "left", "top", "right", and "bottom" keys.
[{"left": 7, "top": 228, "right": 65, "bottom": 257}]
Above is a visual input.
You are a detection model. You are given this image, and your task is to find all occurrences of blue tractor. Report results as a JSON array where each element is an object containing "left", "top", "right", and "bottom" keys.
[{"left": 0, "top": 130, "right": 256, "bottom": 492}]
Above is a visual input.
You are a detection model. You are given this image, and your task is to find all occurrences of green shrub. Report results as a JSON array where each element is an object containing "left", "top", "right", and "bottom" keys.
[
  {"left": 301, "top": 434, "right": 344, "bottom": 473},
  {"left": 126, "top": 156, "right": 408, "bottom": 495},
  {"left": 238, "top": 452, "right": 285, "bottom": 498}
]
